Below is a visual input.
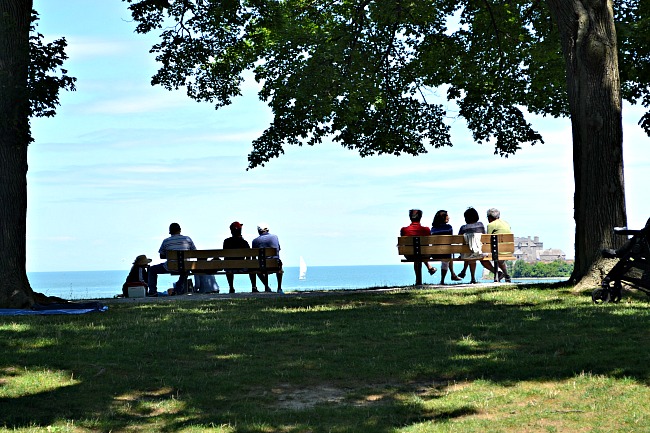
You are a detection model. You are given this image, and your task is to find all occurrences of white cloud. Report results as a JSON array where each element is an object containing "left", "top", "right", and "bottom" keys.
[{"left": 65, "top": 37, "right": 129, "bottom": 59}]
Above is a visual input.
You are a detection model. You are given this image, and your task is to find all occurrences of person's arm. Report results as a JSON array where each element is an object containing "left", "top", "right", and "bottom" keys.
[{"left": 158, "top": 240, "right": 166, "bottom": 259}]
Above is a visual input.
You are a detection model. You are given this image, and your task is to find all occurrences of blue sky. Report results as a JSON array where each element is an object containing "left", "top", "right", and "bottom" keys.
[{"left": 28, "top": 0, "right": 650, "bottom": 272}]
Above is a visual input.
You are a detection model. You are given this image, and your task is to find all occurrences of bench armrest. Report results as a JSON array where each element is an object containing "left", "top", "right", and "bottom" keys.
[{"left": 614, "top": 227, "right": 641, "bottom": 236}]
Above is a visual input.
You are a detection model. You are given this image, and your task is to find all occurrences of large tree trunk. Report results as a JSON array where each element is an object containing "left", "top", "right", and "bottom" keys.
[
  {"left": 548, "top": 0, "right": 627, "bottom": 288},
  {"left": 0, "top": 0, "right": 36, "bottom": 308}
]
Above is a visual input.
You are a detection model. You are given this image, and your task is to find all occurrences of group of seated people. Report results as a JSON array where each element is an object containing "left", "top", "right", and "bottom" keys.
[
  {"left": 122, "top": 221, "right": 283, "bottom": 297},
  {"left": 400, "top": 207, "right": 512, "bottom": 284}
]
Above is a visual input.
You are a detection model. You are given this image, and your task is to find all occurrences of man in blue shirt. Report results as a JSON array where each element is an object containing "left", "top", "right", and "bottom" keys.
[
  {"left": 252, "top": 223, "right": 283, "bottom": 293},
  {"left": 148, "top": 222, "right": 196, "bottom": 296}
]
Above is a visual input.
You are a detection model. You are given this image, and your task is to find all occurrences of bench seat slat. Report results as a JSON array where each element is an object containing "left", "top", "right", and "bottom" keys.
[{"left": 401, "top": 255, "right": 516, "bottom": 262}]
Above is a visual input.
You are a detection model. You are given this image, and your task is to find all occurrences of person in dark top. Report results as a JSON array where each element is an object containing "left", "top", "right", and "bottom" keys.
[
  {"left": 431, "top": 210, "right": 462, "bottom": 284},
  {"left": 122, "top": 254, "right": 151, "bottom": 297},
  {"left": 223, "top": 221, "right": 258, "bottom": 294}
]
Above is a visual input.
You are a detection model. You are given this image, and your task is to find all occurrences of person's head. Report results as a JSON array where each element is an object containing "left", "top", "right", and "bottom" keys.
[
  {"left": 486, "top": 208, "right": 501, "bottom": 222},
  {"left": 169, "top": 222, "right": 181, "bottom": 235},
  {"left": 229, "top": 221, "right": 243, "bottom": 236},
  {"left": 463, "top": 207, "right": 479, "bottom": 224},
  {"left": 409, "top": 209, "right": 423, "bottom": 222},
  {"left": 257, "top": 223, "right": 269, "bottom": 235},
  {"left": 433, "top": 210, "right": 448, "bottom": 226}
]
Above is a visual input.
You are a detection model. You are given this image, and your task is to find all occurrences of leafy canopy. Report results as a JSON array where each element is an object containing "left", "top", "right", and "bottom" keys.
[
  {"left": 618, "top": 0, "right": 650, "bottom": 132},
  {"left": 29, "top": 11, "right": 76, "bottom": 121},
  {"left": 125, "top": 0, "right": 649, "bottom": 168}
]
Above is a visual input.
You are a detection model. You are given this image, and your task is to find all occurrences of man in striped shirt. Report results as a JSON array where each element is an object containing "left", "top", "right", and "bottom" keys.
[{"left": 147, "top": 222, "right": 196, "bottom": 296}]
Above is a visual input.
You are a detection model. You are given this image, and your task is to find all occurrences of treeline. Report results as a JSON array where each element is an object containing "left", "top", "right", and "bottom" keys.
[{"left": 509, "top": 260, "right": 574, "bottom": 278}]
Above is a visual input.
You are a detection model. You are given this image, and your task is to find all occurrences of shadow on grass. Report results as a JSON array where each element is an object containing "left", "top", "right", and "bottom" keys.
[{"left": 1, "top": 284, "right": 649, "bottom": 432}]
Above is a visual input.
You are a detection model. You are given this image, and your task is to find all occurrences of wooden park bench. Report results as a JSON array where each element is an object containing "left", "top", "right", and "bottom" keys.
[
  {"left": 397, "top": 234, "right": 516, "bottom": 285},
  {"left": 166, "top": 248, "right": 281, "bottom": 292}
]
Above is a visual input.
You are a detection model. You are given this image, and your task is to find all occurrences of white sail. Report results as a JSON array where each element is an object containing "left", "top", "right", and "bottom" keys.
[{"left": 299, "top": 256, "right": 307, "bottom": 280}]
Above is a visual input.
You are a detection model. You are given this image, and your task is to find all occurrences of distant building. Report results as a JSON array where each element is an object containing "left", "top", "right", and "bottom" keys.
[
  {"left": 514, "top": 236, "right": 543, "bottom": 262},
  {"left": 538, "top": 249, "right": 567, "bottom": 262},
  {"left": 513, "top": 236, "right": 566, "bottom": 262}
]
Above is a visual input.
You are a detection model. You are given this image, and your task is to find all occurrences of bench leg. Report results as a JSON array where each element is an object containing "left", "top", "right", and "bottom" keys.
[
  {"left": 256, "top": 273, "right": 272, "bottom": 292},
  {"left": 276, "top": 270, "right": 283, "bottom": 292},
  {"left": 173, "top": 273, "right": 189, "bottom": 294},
  {"left": 414, "top": 261, "right": 423, "bottom": 285}
]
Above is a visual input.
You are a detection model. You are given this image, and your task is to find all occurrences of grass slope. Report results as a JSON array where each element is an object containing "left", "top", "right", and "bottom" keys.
[{"left": 1, "top": 284, "right": 649, "bottom": 432}]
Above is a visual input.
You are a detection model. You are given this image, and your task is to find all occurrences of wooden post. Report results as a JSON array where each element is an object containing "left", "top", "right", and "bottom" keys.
[
  {"left": 491, "top": 235, "right": 499, "bottom": 282},
  {"left": 175, "top": 251, "right": 188, "bottom": 293},
  {"left": 414, "top": 237, "right": 423, "bottom": 285},
  {"left": 415, "top": 262, "right": 422, "bottom": 285}
]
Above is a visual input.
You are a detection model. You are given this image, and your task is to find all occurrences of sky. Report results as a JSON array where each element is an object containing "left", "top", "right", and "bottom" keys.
[{"left": 27, "top": 0, "right": 650, "bottom": 273}]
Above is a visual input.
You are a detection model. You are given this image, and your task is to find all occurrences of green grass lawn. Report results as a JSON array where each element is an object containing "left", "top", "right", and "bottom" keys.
[{"left": 1, "top": 284, "right": 650, "bottom": 432}]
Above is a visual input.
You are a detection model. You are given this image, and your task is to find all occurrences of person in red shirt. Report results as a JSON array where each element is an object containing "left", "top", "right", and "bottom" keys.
[{"left": 401, "top": 209, "right": 437, "bottom": 284}]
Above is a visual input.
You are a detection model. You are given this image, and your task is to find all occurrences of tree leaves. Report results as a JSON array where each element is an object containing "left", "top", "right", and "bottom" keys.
[
  {"left": 28, "top": 11, "right": 76, "bottom": 120},
  {"left": 617, "top": 0, "right": 650, "bottom": 135},
  {"left": 124, "top": 0, "right": 648, "bottom": 167}
]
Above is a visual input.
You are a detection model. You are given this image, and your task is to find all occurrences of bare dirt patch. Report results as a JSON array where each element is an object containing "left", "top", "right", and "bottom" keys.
[
  {"left": 263, "top": 380, "right": 449, "bottom": 410},
  {"left": 271, "top": 385, "right": 349, "bottom": 410}
]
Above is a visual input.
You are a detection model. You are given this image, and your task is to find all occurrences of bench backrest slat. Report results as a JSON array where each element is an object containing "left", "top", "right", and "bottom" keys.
[
  {"left": 397, "top": 234, "right": 515, "bottom": 259},
  {"left": 166, "top": 248, "right": 279, "bottom": 273},
  {"left": 397, "top": 234, "right": 514, "bottom": 246},
  {"left": 397, "top": 244, "right": 515, "bottom": 255},
  {"left": 167, "top": 248, "right": 277, "bottom": 260}
]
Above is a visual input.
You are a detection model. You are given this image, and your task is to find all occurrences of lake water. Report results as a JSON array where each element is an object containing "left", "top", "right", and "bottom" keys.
[{"left": 27, "top": 264, "right": 561, "bottom": 300}]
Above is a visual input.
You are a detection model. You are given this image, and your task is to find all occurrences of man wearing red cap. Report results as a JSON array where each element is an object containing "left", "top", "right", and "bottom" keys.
[{"left": 223, "top": 222, "right": 258, "bottom": 293}]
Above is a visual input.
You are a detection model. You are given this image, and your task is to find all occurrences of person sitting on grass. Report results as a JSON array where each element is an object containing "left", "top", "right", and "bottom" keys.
[{"left": 121, "top": 254, "right": 151, "bottom": 297}]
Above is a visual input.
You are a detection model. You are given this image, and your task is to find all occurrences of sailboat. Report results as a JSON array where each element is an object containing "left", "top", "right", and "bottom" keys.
[{"left": 299, "top": 256, "right": 307, "bottom": 280}]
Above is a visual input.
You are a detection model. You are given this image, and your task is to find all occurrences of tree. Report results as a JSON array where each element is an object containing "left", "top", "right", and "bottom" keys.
[
  {"left": 0, "top": 2, "right": 75, "bottom": 308},
  {"left": 124, "top": 0, "right": 649, "bottom": 285},
  {"left": 512, "top": 260, "right": 573, "bottom": 278}
]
